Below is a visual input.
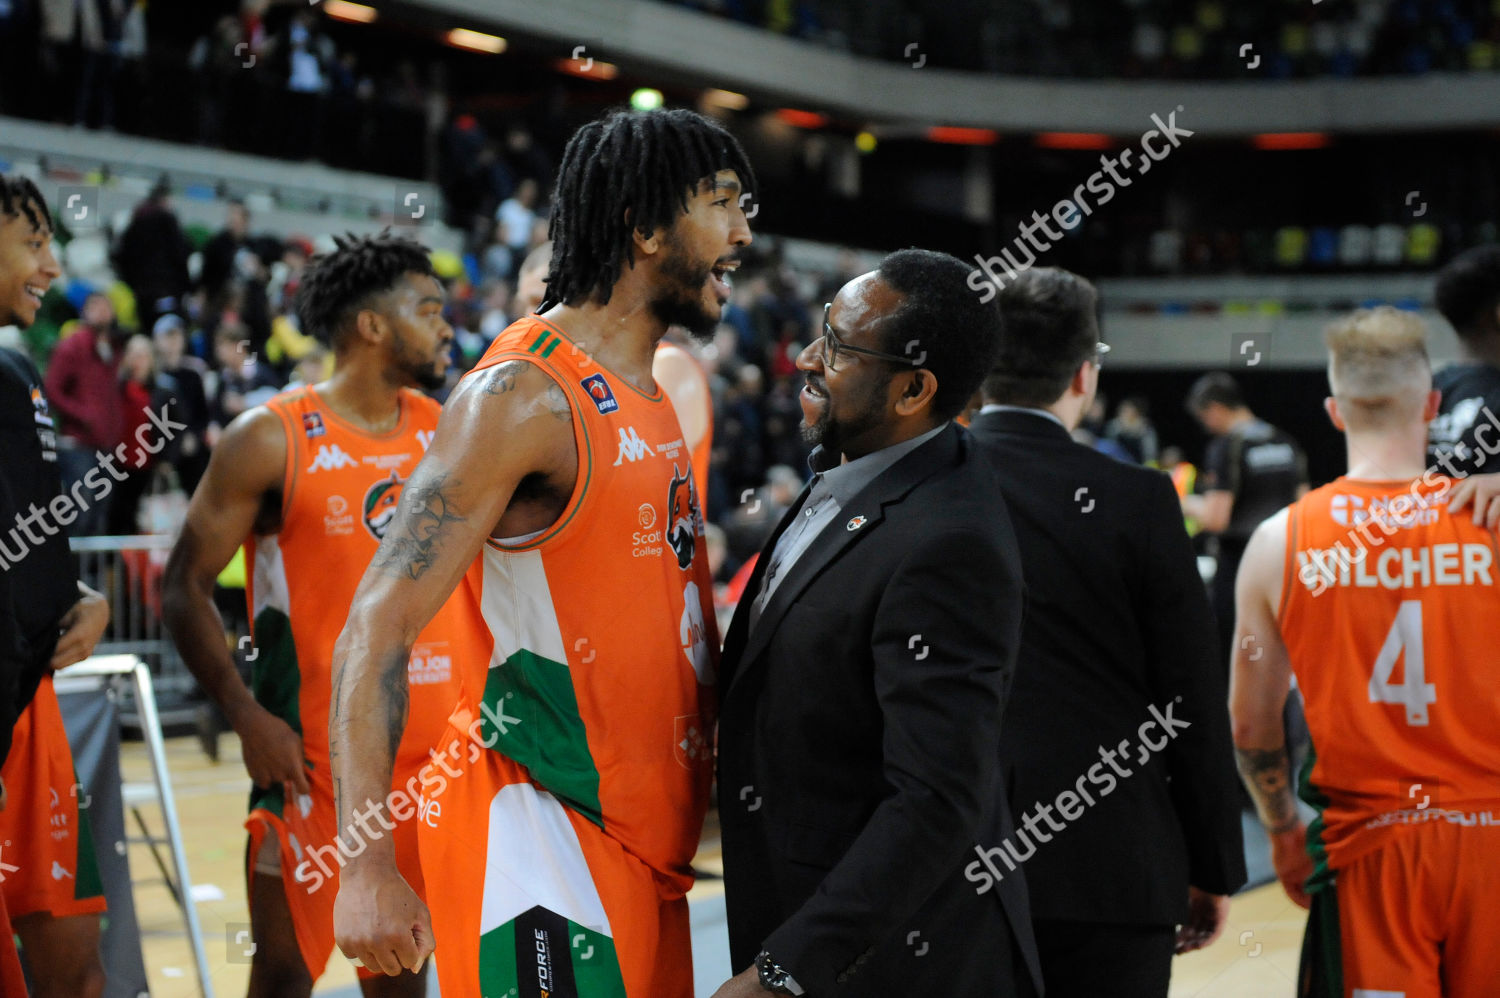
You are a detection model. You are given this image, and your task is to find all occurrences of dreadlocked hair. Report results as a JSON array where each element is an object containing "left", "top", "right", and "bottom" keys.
[
  {"left": 0, "top": 174, "right": 50, "bottom": 234},
  {"left": 297, "top": 231, "right": 436, "bottom": 351},
  {"left": 545, "top": 108, "right": 755, "bottom": 308}
]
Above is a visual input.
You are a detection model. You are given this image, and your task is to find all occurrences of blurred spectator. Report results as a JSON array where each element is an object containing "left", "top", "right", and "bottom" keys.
[
  {"left": 208, "top": 321, "right": 278, "bottom": 437},
  {"left": 109, "top": 334, "right": 168, "bottom": 535},
  {"left": 199, "top": 199, "right": 255, "bottom": 312},
  {"left": 152, "top": 314, "right": 211, "bottom": 494},
  {"left": 1105, "top": 395, "right": 1160, "bottom": 464},
  {"left": 188, "top": 14, "right": 245, "bottom": 145},
  {"left": 1161, "top": 444, "right": 1201, "bottom": 537},
  {"left": 1183, "top": 372, "right": 1309, "bottom": 663},
  {"left": 284, "top": 343, "right": 330, "bottom": 391},
  {"left": 514, "top": 240, "right": 552, "bottom": 316},
  {"left": 722, "top": 463, "right": 802, "bottom": 564},
  {"left": 1074, "top": 393, "right": 1134, "bottom": 462},
  {"left": 114, "top": 182, "right": 192, "bottom": 329},
  {"left": 494, "top": 177, "right": 541, "bottom": 277},
  {"left": 0, "top": 0, "right": 33, "bottom": 117},
  {"left": 717, "top": 363, "right": 767, "bottom": 509},
  {"left": 43, "top": 293, "right": 126, "bottom": 534},
  {"left": 440, "top": 114, "right": 509, "bottom": 231},
  {"left": 269, "top": 10, "right": 335, "bottom": 160}
]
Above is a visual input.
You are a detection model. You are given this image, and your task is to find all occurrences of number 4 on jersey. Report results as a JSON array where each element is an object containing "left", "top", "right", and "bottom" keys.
[{"left": 1368, "top": 600, "right": 1436, "bottom": 726}]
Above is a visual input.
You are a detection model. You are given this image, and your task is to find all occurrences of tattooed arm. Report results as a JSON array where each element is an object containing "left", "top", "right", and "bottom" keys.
[
  {"left": 329, "top": 360, "right": 576, "bottom": 975},
  {"left": 1227, "top": 509, "right": 1311, "bottom": 907}
]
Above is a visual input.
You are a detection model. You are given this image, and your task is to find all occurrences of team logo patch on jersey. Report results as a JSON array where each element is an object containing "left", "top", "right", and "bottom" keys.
[
  {"left": 363, "top": 471, "right": 406, "bottom": 540},
  {"left": 579, "top": 373, "right": 618, "bottom": 415},
  {"left": 29, "top": 385, "right": 52, "bottom": 426},
  {"left": 674, "top": 712, "right": 710, "bottom": 770},
  {"left": 302, "top": 411, "right": 325, "bottom": 438},
  {"left": 666, "top": 464, "right": 698, "bottom": 570}
]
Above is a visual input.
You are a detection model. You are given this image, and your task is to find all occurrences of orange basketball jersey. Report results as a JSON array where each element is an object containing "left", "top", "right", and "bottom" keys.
[
  {"left": 452, "top": 316, "right": 720, "bottom": 883},
  {"left": 244, "top": 385, "right": 468, "bottom": 823},
  {"left": 1280, "top": 476, "right": 1500, "bottom": 871},
  {"left": 655, "top": 340, "right": 713, "bottom": 494}
]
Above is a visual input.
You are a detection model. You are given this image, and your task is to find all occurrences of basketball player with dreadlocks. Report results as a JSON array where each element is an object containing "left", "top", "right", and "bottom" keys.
[
  {"left": 162, "top": 232, "right": 461, "bottom": 998},
  {"left": 329, "top": 107, "right": 752, "bottom": 998},
  {"left": 0, "top": 173, "right": 112, "bottom": 997}
]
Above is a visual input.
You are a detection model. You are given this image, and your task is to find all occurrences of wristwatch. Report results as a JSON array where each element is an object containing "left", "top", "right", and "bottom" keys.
[{"left": 755, "top": 950, "right": 806, "bottom": 996}]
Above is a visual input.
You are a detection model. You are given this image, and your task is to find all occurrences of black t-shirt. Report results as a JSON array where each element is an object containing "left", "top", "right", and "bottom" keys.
[
  {"left": 1429, "top": 363, "right": 1500, "bottom": 477},
  {"left": 1202, "top": 418, "right": 1309, "bottom": 542},
  {"left": 0, "top": 347, "right": 80, "bottom": 764}
]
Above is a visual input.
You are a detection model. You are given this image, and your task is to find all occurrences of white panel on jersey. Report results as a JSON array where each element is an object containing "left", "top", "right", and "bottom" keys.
[
  {"left": 477, "top": 783, "right": 612, "bottom": 937},
  {"left": 479, "top": 546, "right": 569, "bottom": 669},
  {"left": 251, "top": 535, "right": 292, "bottom": 618}
]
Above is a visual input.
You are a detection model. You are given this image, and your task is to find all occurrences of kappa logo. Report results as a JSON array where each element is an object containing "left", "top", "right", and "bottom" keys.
[
  {"left": 580, "top": 373, "right": 619, "bottom": 414},
  {"left": 613, "top": 426, "right": 653, "bottom": 465},
  {"left": 307, "top": 443, "right": 357, "bottom": 473},
  {"left": 363, "top": 471, "right": 406, "bottom": 540}
]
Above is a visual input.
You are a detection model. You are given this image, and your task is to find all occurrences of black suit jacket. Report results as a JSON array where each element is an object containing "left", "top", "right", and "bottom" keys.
[
  {"left": 967, "top": 409, "right": 1246, "bottom": 925},
  {"left": 717, "top": 424, "right": 1043, "bottom": 996}
]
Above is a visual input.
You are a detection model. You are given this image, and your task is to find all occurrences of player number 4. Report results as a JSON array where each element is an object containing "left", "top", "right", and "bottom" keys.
[{"left": 1368, "top": 600, "right": 1436, "bottom": 726}]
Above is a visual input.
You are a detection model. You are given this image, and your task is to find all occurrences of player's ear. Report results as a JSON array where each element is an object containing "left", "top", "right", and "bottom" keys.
[
  {"left": 1323, "top": 396, "right": 1345, "bottom": 432},
  {"left": 626, "top": 209, "right": 662, "bottom": 257},
  {"left": 1422, "top": 389, "right": 1441, "bottom": 422},
  {"left": 353, "top": 307, "right": 384, "bottom": 346}
]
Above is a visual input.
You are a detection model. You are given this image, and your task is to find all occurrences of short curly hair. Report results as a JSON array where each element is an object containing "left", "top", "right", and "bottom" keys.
[
  {"left": 873, "top": 249, "right": 1005, "bottom": 421},
  {"left": 0, "top": 174, "right": 50, "bottom": 234},
  {"left": 1435, "top": 244, "right": 1500, "bottom": 341},
  {"left": 297, "top": 232, "right": 435, "bottom": 351}
]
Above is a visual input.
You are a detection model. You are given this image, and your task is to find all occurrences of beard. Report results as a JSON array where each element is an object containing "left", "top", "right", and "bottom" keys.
[
  {"left": 649, "top": 240, "right": 718, "bottom": 341},
  {"left": 800, "top": 376, "right": 886, "bottom": 455},
  {"left": 390, "top": 326, "right": 448, "bottom": 391}
]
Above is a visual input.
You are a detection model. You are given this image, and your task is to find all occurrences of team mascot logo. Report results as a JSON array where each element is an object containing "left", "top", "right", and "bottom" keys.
[
  {"left": 362, "top": 471, "right": 406, "bottom": 540},
  {"left": 666, "top": 464, "right": 698, "bottom": 570}
]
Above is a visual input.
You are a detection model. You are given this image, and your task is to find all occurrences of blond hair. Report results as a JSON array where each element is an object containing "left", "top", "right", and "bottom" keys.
[{"left": 1324, "top": 306, "right": 1431, "bottom": 430}]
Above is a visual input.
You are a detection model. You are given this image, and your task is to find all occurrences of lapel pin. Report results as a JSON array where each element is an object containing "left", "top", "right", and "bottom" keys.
[{"left": 846, "top": 515, "right": 867, "bottom": 531}]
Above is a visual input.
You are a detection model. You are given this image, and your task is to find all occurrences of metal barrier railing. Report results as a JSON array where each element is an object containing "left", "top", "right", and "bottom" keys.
[{"left": 68, "top": 534, "right": 202, "bottom": 727}]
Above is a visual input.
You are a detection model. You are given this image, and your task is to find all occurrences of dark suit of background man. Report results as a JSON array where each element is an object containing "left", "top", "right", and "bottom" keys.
[
  {"left": 711, "top": 249, "right": 1042, "bottom": 998},
  {"left": 967, "top": 268, "right": 1246, "bottom": 998}
]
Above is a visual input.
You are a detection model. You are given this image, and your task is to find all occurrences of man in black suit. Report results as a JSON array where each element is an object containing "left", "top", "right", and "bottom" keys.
[
  {"left": 966, "top": 267, "right": 1246, "bottom": 998},
  {"left": 712, "top": 249, "right": 1041, "bottom": 997}
]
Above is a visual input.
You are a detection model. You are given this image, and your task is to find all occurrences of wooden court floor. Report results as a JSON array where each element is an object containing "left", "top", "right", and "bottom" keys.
[{"left": 120, "top": 735, "right": 1307, "bottom": 997}]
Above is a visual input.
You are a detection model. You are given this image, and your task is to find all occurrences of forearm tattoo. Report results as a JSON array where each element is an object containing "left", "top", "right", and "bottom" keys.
[
  {"left": 1236, "top": 746, "right": 1298, "bottom": 833},
  {"left": 372, "top": 471, "right": 465, "bottom": 580}
]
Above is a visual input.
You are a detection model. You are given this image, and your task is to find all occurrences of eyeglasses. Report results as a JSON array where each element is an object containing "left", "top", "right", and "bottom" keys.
[
  {"left": 821, "top": 303, "right": 921, "bottom": 372},
  {"left": 1092, "top": 342, "right": 1111, "bottom": 367}
]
